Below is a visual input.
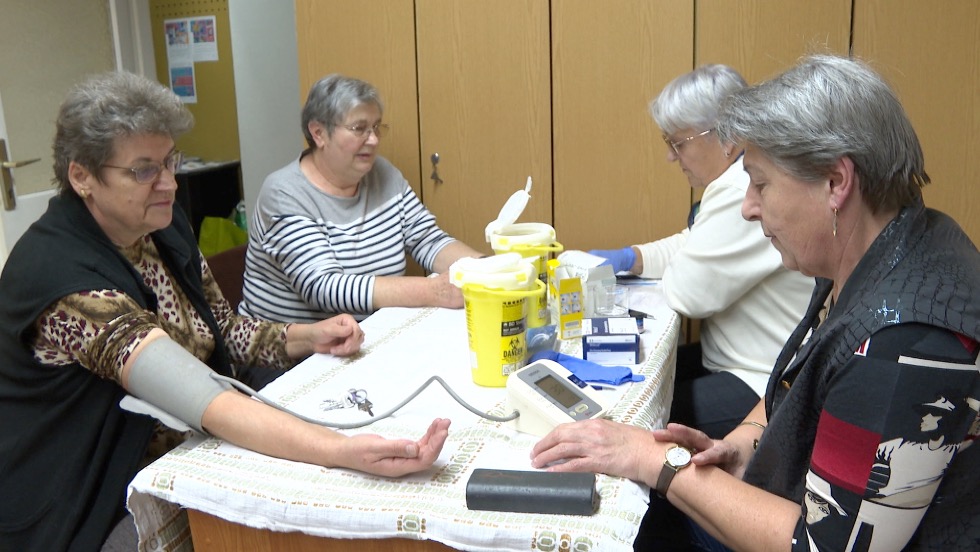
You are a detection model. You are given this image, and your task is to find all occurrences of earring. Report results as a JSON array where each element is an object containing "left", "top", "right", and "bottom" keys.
[
  {"left": 78, "top": 189, "right": 88, "bottom": 199},
  {"left": 833, "top": 208, "right": 838, "bottom": 237}
]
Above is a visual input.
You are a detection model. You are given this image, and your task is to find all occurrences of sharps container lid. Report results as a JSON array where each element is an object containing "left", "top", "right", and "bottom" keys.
[
  {"left": 485, "top": 176, "right": 532, "bottom": 242},
  {"left": 449, "top": 253, "right": 535, "bottom": 291}
]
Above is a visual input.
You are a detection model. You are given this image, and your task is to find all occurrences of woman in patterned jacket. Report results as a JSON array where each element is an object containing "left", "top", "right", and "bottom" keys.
[{"left": 530, "top": 54, "right": 980, "bottom": 551}]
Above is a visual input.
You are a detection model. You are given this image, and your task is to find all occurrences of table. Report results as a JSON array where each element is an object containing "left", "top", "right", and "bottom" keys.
[{"left": 128, "top": 286, "right": 679, "bottom": 552}]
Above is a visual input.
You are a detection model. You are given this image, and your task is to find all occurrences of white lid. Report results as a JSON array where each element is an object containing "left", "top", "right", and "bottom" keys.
[
  {"left": 449, "top": 252, "right": 535, "bottom": 290},
  {"left": 488, "top": 222, "right": 557, "bottom": 251},
  {"left": 484, "top": 176, "right": 532, "bottom": 242}
]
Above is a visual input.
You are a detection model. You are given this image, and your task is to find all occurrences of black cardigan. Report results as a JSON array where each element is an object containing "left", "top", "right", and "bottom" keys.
[{"left": 0, "top": 193, "right": 233, "bottom": 551}]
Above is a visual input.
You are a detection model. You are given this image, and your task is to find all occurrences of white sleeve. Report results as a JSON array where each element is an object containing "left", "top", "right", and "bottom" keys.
[
  {"left": 635, "top": 230, "right": 688, "bottom": 279},
  {"left": 661, "top": 171, "right": 785, "bottom": 319}
]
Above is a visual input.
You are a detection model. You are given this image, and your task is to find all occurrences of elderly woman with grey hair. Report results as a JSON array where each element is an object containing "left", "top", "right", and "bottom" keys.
[
  {"left": 589, "top": 64, "right": 813, "bottom": 439},
  {"left": 0, "top": 72, "right": 450, "bottom": 551},
  {"left": 240, "top": 74, "right": 483, "bottom": 324},
  {"left": 533, "top": 55, "right": 980, "bottom": 551}
]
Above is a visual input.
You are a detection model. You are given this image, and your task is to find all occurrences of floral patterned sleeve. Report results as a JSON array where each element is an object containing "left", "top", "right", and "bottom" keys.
[
  {"left": 199, "top": 254, "right": 293, "bottom": 370},
  {"left": 33, "top": 291, "right": 157, "bottom": 382},
  {"left": 32, "top": 237, "right": 297, "bottom": 381}
]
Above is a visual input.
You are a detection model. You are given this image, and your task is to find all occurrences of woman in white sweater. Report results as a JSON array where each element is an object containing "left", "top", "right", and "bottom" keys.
[{"left": 590, "top": 64, "right": 813, "bottom": 438}]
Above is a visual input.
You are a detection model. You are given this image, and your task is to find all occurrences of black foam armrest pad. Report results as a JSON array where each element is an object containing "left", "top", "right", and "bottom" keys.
[{"left": 465, "top": 468, "right": 599, "bottom": 516}]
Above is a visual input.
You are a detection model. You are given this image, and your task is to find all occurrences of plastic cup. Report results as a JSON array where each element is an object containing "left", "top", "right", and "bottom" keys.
[{"left": 595, "top": 284, "right": 629, "bottom": 317}]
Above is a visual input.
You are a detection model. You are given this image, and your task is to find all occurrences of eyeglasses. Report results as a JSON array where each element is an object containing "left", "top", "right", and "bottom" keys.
[
  {"left": 102, "top": 151, "right": 183, "bottom": 184},
  {"left": 662, "top": 128, "right": 714, "bottom": 154},
  {"left": 341, "top": 122, "right": 389, "bottom": 139}
]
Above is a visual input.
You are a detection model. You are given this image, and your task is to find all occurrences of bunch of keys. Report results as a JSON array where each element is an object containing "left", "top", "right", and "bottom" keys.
[{"left": 321, "top": 388, "right": 374, "bottom": 417}]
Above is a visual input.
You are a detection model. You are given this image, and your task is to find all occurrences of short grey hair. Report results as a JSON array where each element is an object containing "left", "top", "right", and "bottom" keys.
[
  {"left": 301, "top": 74, "right": 384, "bottom": 147},
  {"left": 716, "top": 54, "right": 928, "bottom": 214},
  {"left": 52, "top": 71, "right": 194, "bottom": 195},
  {"left": 650, "top": 64, "right": 747, "bottom": 135}
]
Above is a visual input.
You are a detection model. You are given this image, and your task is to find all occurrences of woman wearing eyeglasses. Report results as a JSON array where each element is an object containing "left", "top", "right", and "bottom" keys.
[
  {"left": 0, "top": 72, "right": 451, "bottom": 552},
  {"left": 588, "top": 64, "right": 813, "bottom": 439},
  {"left": 239, "top": 74, "right": 483, "bottom": 325}
]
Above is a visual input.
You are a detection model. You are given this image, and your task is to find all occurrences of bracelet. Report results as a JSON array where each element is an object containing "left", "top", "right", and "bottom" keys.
[
  {"left": 739, "top": 421, "right": 766, "bottom": 431},
  {"left": 738, "top": 421, "right": 766, "bottom": 450}
]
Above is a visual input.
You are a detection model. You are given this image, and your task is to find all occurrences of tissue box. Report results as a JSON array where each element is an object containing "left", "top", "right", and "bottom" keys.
[{"left": 582, "top": 333, "right": 641, "bottom": 365}]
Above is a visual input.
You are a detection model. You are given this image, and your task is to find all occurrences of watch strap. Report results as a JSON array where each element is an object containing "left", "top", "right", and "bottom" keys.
[{"left": 655, "top": 462, "right": 679, "bottom": 497}]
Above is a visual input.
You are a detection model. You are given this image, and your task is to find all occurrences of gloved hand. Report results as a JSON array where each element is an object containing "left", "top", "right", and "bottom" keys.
[
  {"left": 587, "top": 247, "right": 636, "bottom": 273},
  {"left": 529, "top": 350, "right": 644, "bottom": 386}
]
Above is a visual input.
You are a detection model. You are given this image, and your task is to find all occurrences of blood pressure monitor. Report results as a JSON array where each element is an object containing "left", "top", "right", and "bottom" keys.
[{"left": 506, "top": 359, "right": 608, "bottom": 436}]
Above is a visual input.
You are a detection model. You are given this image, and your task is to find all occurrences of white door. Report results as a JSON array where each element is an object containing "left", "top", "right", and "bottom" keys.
[{"left": 0, "top": 0, "right": 155, "bottom": 271}]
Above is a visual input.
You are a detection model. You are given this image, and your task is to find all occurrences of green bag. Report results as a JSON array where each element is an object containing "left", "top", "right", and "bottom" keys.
[{"left": 198, "top": 216, "right": 248, "bottom": 257}]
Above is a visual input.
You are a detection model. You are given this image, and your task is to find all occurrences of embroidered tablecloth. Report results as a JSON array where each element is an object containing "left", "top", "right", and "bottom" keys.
[{"left": 129, "top": 298, "right": 679, "bottom": 552}]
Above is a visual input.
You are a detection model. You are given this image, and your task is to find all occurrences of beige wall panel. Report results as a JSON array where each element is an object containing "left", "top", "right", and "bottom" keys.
[
  {"left": 552, "top": 0, "right": 695, "bottom": 251},
  {"left": 695, "top": 0, "right": 851, "bottom": 84},
  {"left": 852, "top": 0, "right": 980, "bottom": 243},
  {"left": 294, "top": 0, "right": 421, "bottom": 197},
  {"left": 415, "top": 0, "right": 551, "bottom": 252}
]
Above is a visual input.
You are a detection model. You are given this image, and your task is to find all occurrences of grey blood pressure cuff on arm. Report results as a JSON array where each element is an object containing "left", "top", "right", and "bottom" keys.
[{"left": 127, "top": 337, "right": 232, "bottom": 434}]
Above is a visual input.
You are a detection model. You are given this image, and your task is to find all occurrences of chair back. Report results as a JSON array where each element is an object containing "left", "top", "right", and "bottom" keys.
[{"left": 206, "top": 244, "right": 247, "bottom": 310}]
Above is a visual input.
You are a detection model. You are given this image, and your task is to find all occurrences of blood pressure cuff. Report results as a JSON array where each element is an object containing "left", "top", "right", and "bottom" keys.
[
  {"left": 528, "top": 350, "right": 644, "bottom": 386},
  {"left": 127, "top": 337, "right": 232, "bottom": 433}
]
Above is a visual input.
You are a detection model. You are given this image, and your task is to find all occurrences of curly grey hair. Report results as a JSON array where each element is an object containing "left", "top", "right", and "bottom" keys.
[
  {"left": 649, "top": 64, "right": 747, "bottom": 136},
  {"left": 52, "top": 71, "right": 194, "bottom": 195}
]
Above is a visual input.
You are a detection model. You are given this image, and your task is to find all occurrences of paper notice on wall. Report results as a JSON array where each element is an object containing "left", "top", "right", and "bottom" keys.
[
  {"left": 163, "top": 15, "right": 218, "bottom": 104},
  {"left": 164, "top": 18, "right": 192, "bottom": 65},
  {"left": 169, "top": 65, "right": 197, "bottom": 104},
  {"left": 190, "top": 16, "right": 218, "bottom": 62}
]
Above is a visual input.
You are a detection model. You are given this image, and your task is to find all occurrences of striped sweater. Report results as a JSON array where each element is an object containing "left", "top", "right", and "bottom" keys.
[{"left": 240, "top": 155, "right": 455, "bottom": 322}]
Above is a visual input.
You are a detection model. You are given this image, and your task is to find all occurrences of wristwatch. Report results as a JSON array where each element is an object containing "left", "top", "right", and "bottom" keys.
[{"left": 655, "top": 445, "right": 693, "bottom": 497}]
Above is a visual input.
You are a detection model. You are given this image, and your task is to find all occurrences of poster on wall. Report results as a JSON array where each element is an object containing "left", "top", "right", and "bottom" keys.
[
  {"left": 169, "top": 65, "right": 197, "bottom": 104},
  {"left": 163, "top": 15, "right": 219, "bottom": 103},
  {"left": 190, "top": 16, "right": 218, "bottom": 62}
]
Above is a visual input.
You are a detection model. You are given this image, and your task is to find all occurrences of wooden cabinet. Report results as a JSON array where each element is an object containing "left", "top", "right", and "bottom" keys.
[
  {"left": 551, "top": 1, "right": 694, "bottom": 250},
  {"left": 295, "top": 0, "right": 980, "bottom": 251},
  {"left": 852, "top": 0, "right": 980, "bottom": 242},
  {"left": 695, "top": 0, "right": 852, "bottom": 85},
  {"left": 415, "top": 1, "right": 551, "bottom": 249}
]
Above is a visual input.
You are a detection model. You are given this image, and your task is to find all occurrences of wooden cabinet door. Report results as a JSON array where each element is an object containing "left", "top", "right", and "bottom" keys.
[
  {"left": 415, "top": 0, "right": 551, "bottom": 251},
  {"left": 852, "top": 0, "right": 980, "bottom": 243},
  {"left": 551, "top": 0, "right": 695, "bottom": 251},
  {"left": 695, "top": 0, "right": 851, "bottom": 85},
  {"left": 295, "top": 0, "right": 421, "bottom": 198}
]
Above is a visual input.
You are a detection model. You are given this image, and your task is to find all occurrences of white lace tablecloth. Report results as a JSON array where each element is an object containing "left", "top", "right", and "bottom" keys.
[{"left": 129, "top": 298, "right": 679, "bottom": 552}]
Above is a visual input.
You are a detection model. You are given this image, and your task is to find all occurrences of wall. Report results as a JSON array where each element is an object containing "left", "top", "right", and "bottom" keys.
[
  {"left": 149, "top": 0, "right": 240, "bottom": 163},
  {"left": 227, "top": 0, "right": 301, "bottom": 216}
]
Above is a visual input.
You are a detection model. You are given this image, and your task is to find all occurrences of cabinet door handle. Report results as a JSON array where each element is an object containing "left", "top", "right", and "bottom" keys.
[{"left": 430, "top": 152, "right": 443, "bottom": 184}]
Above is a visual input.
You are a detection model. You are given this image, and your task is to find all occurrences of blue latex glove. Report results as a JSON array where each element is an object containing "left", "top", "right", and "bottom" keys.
[
  {"left": 529, "top": 350, "right": 644, "bottom": 386},
  {"left": 588, "top": 247, "right": 636, "bottom": 273}
]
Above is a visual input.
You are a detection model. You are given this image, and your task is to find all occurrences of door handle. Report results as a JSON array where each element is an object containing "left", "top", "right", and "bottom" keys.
[
  {"left": 0, "top": 138, "right": 41, "bottom": 210},
  {"left": 430, "top": 152, "right": 443, "bottom": 185},
  {"left": 1, "top": 158, "right": 41, "bottom": 169}
]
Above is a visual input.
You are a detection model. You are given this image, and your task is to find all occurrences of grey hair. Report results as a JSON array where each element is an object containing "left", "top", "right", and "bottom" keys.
[
  {"left": 716, "top": 54, "right": 928, "bottom": 214},
  {"left": 650, "top": 64, "right": 748, "bottom": 135},
  {"left": 301, "top": 74, "right": 384, "bottom": 147},
  {"left": 52, "top": 71, "right": 194, "bottom": 195}
]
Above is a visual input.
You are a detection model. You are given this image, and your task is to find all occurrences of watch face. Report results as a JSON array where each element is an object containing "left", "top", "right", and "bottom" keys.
[{"left": 666, "top": 446, "right": 692, "bottom": 467}]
